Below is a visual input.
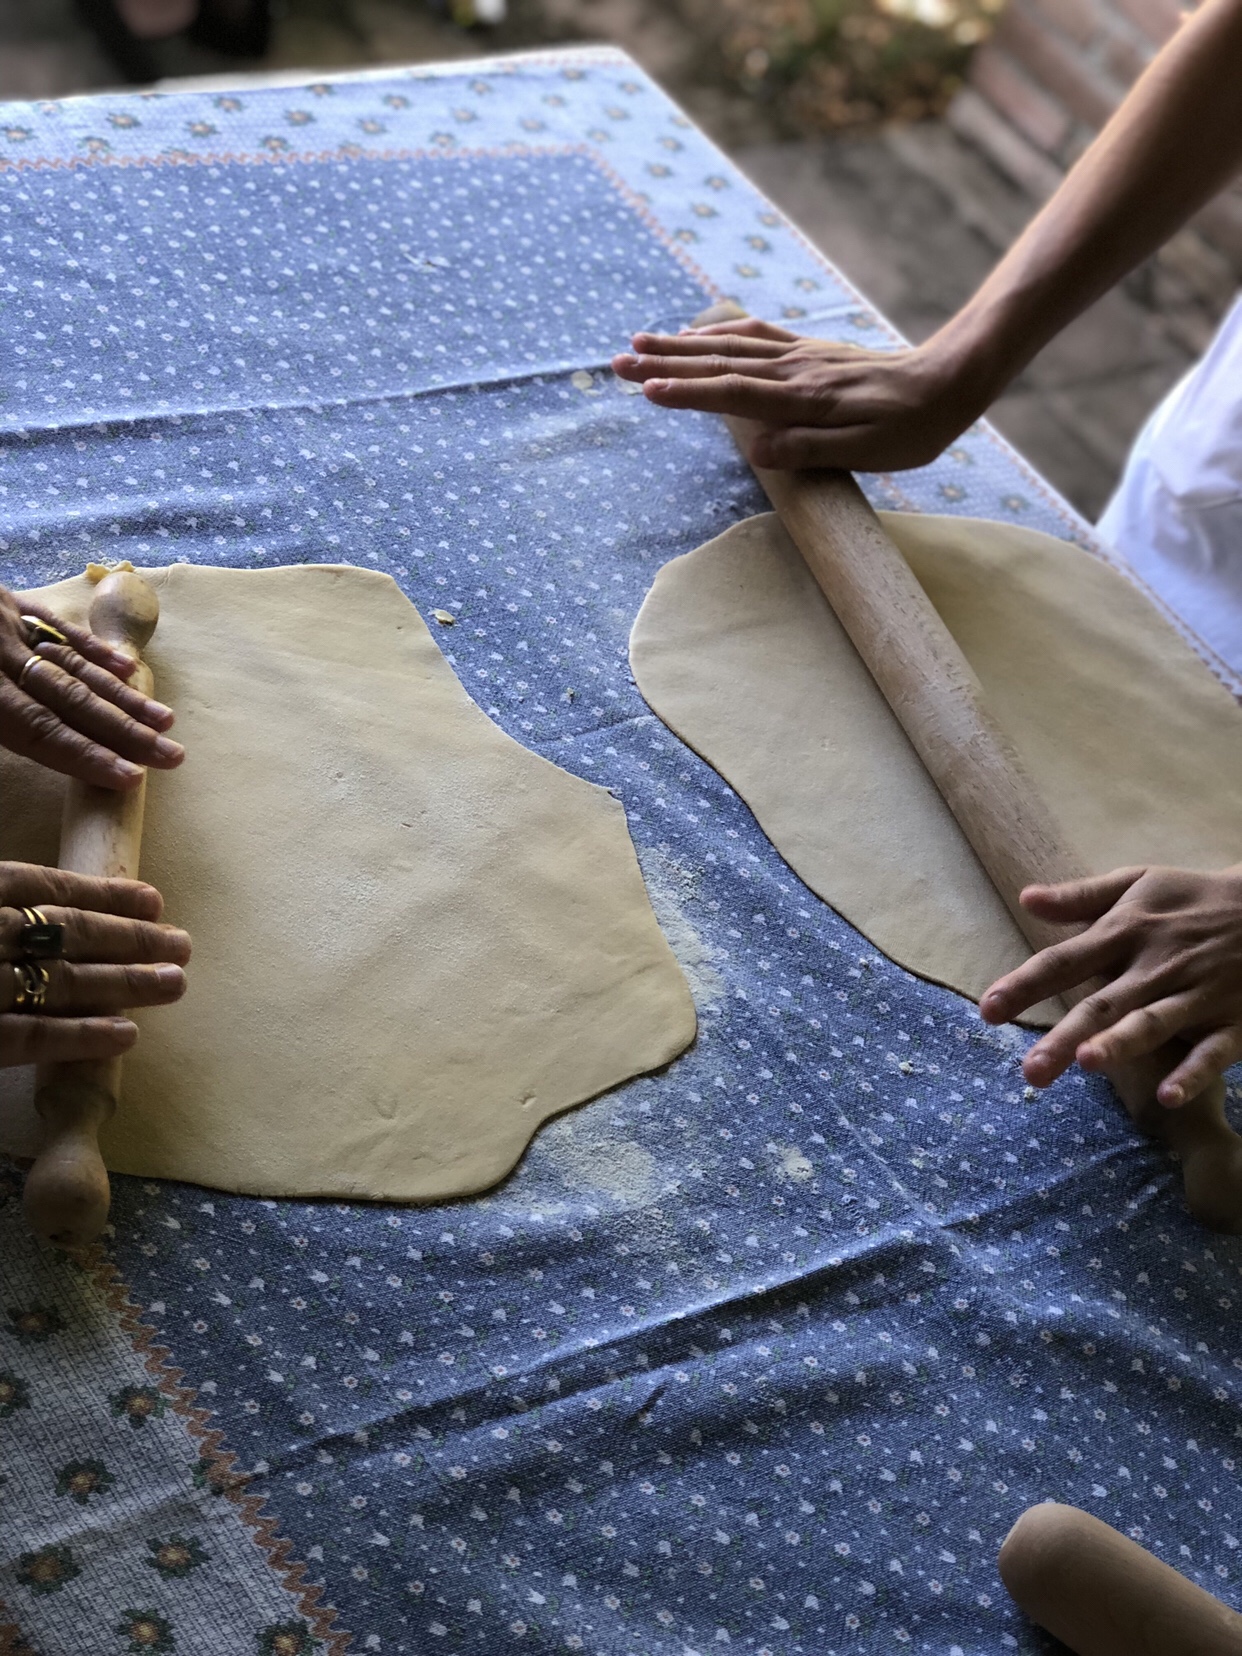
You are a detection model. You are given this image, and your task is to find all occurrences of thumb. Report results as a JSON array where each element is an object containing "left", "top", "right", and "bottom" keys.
[{"left": 1020, "top": 866, "right": 1146, "bottom": 922}]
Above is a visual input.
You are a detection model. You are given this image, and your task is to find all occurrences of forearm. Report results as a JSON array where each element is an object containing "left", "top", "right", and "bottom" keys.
[{"left": 931, "top": 0, "right": 1242, "bottom": 400}]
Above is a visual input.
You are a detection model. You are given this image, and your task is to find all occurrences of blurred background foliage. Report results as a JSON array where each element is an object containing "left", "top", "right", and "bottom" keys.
[
  {"left": 264, "top": 0, "right": 1003, "bottom": 135},
  {"left": 702, "top": 0, "right": 1004, "bottom": 130}
]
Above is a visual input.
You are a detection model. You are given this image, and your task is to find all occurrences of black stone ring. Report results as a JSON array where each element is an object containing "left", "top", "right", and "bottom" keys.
[{"left": 18, "top": 907, "right": 64, "bottom": 960}]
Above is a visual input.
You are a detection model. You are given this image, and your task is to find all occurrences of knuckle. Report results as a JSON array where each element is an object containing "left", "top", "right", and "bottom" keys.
[
  {"left": 1083, "top": 990, "right": 1118, "bottom": 1024},
  {"left": 6, "top": 1015, "right": 53, "bottom": 1061},
  {"left": 53, "top": 672, "right": 96, "bottom": 712},
  {"left": 14, "top": 698, "right": 69, "bottom": 750},
  {"left": 1133, "top": 1004, "right": 1166, "bottom": 1037},
  {"left": 1034, "top": 942, "right": 1071, "bottom": 976}
]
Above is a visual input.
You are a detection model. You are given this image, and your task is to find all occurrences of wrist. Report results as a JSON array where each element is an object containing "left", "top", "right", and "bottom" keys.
[{"left": 918, "top": 301, "right": 1031, "bottom": 417}]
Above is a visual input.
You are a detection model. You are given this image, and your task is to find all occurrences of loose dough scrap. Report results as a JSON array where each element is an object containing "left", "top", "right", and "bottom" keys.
[
  {"left": 630, "top": 512, "right": 1242, "bottom": 1019},
  {"left": 0, "top": 564, "right": 696, "bottom": 1201}
]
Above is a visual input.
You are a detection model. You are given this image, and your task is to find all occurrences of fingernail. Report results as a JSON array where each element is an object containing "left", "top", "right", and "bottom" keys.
[
  {"left": 1162, "top": 1083, "right": 1184, "bottom": 1107},
  {"left": 646, "top": 379, "right": 670, "bottom": 393},
  {"left": 147, "top": 700, "right": 173, "bottom": 720},
  {"left": 154, "top": 964, "right": 183, "bottom": 988},
  {"left": 108, "top": 1017, "right": 138, "bottom": 1043},
  {"left": 614, "top": 353, "right": 636, "bottom": 368},
  {"left": 153, "top": 737, "right": 184, "bottom": 762},
  {"left": 111, "top": 760, "right": 144, "bottom": 785}
]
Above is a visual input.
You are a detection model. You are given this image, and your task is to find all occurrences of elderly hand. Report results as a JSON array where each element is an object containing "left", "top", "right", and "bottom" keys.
[
  {"left": 612, "top": 318, "right": 989, "bottom": 472},
  {"left": 1, "top": 862, "right": 190, "bottom": 1068},
  {"left": 980, "top": 865, "right": 1242, "bottom": 1107},
  {"left": 0, "top": 584, "right": 184, "bottom": 790}
]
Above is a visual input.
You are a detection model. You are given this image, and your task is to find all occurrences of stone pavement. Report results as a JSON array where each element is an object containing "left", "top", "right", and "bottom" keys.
[{"left": 0, "top": 0, "right": 1212, "bottom": 519}]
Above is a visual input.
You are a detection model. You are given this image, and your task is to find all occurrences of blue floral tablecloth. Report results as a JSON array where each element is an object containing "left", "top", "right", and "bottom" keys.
[{"left": 1, "top": 47, "right": 1240, "bottom": 1656}]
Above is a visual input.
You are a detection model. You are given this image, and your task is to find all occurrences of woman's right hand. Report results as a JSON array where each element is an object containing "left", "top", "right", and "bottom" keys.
[
  {"left": 0, "top": 584, "right": 185, "bottom": 790},
  {"left": 1, "top": 862, "right": 191, "bottom": 1068}
]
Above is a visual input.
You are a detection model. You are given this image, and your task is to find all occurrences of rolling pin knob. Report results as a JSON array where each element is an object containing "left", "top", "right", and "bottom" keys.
[
  {"left": 21, "top": 567, "right": 161, "bottom": 1247},
  {"left": 22, "top": 1062, "right": 117, "bottom": 1246},
  {"left": 88, "top": 569, "right": 160, "bottom": 659}
]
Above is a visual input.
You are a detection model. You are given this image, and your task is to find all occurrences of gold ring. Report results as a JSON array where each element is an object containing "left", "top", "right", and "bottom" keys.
[
  {"left": 11, "top": 961, "right": 49, "bottom": 1012},
  {"left": 16, "top": 655, "right": 43, "bottom": 693},
  {"left": 20, "top": 615, "right": 68, "bottom": 650}
]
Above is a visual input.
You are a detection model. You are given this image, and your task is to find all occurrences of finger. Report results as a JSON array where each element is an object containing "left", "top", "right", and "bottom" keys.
[
  {"left": 980, "top": 931, "right": 1122, "bottom": 1025},
  {"left": 35, "top": 643, "right": 175, "bottom": 732},
  {"left": 19, "top": 601, "right": 136, "bottom": 680},
  {"left": 0, "top": 905, "right": 191, "bottom": 967},
  {"left": 0, "top": 1014, "right": 137, "bottom": 1067},
  {"left": 0, "top": 676, "right": 145, "bottom": 790},
  {"left": 1019, "top": 868, "right": 1146, "bottom": 924},
  {"left": 1020, "top": 973, "right": 1154, "bottom": 1087},
  {"left": 1075, "top": 992, "right": 1199, "bottom": 1072},
  {"left": 614, "top": 352, "right": 788, "bottom": 384},
  {"left": 1157, "top": 1027, "right": 1242, "bottom": 1107},
  {"left": 17, "top": 657, "right": 184, "bottom": 772},
  {"left": 0, "top": 959, "right": 186, "bottom": 1016},
  {"left": 750, "top": 424, "right": 886, "bottom": 470},
  {"left": 640, "top": 373, "right": 832, "bottom": 423},
  {"left": 680, "top": 318, "right": 799, "bottom": 342},
  {"left": 0, "top": 865, "right": 164, "bottom": 921},
  {"left": 628, "top": 331, "right": 792, "bottom": 360}
]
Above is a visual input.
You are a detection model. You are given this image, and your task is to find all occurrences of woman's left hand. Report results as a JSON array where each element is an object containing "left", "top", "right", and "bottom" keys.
[
  {"left": 612, "top": 319, "right": 989, "bottom": 472},
  {"left": 0, "top": 585, "right": 184, "bottom": 790},
  {"left": 980, "top": 865, "right": 1242, "bottom": 1106}
]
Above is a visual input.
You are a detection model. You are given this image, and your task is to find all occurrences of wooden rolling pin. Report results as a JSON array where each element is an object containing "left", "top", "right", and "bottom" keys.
[
  {"left": 22, "top": 569, "right": 161, "bottom": 1247},
  {"left": 717, "top": 405, "right": 1242, "bottom": 1229}
]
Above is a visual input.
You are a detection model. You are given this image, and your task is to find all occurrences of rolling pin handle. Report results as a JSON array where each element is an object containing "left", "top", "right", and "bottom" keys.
[
  {"left": 22, "top": 1063, "right": 117, "bottom": 1247},
  {"left": 21, "top": 566, "right": 161, "bottom": 1247}
]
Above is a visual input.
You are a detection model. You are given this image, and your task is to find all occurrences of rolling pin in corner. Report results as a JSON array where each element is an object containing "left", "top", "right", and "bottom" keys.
[{"left": 22, "top": 569, "right": 161, "bottom": 1247}]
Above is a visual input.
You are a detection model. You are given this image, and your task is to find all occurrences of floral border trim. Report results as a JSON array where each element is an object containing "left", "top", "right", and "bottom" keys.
[{"left": 89, "top": 1249, "right": 352, "bottom": 1656}]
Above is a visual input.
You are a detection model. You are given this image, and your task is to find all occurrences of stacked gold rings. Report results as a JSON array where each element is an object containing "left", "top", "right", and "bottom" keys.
[
  {"left": 7, "top": 906, "right": 64, "bottom": 1015},
  {"left": 12, "top": 960, "right": 49, "bottom": 1012}
]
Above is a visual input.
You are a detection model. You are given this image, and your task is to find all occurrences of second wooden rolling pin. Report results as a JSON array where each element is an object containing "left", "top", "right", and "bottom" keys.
[
  {"left": 21, "top": 568, "right": 161, "bottom": 1248},
  {"left": 722, "top": 412, "right": 1242, "bottom": 1231}
]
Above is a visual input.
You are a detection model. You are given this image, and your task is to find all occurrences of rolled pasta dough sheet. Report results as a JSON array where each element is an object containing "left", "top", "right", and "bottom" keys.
[
  {"left": 0, "top": 563, "right": 696, "bottom": 1201},
  {"left": 630, "top": 512, "right": 1242, "bottom": 1019}
]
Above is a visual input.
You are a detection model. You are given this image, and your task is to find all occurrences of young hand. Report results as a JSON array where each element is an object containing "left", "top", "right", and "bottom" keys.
[
  {"left": 612, "top": 318, "right": 989, "bottom": 472},
  {"left": 0, "top": 585, "right": 184, "bottom": 789},
  {"left": 980, "top": 865, "right": 1242, "bottom": 1106}
]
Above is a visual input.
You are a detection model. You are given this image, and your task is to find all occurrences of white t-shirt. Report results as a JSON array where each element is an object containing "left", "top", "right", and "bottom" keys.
[{"left": 1098, "top": 293, "right": 1242, "bottom": 683}]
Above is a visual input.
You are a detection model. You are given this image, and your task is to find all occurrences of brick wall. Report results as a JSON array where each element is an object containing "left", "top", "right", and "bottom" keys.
[{"left": 952, "top": 0, "right": 1242, "bottom": 339}]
